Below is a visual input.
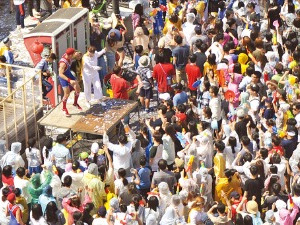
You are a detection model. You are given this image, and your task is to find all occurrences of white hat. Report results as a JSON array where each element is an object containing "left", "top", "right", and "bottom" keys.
[
  {"left": 236, "top": 107, "right": 245, "bottom": 118},
  {"left": 138, "top": 55, "right": 150, "bottom": 67},
  {"left": 241, "top": 29, "right": 251, "bottom": 38},
  {"left": 91, "top": 142, "right": 99, "bottom": 154},
  {"left": 159, "top": 93, "right": 170, "bottom": 101},
  {"left": 275, "top": 200, "right": 287, "bottom": 211}
]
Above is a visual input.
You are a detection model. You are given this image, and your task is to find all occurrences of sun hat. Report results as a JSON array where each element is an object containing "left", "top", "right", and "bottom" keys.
[
  {"left": 159, "top": 93, "right": 171, "bottom": 101},
  {"left": 138, "top": 55, "right": 150, "bottom": 67},
  {"left": 246, "top": 200, "right": 258, "bottom": 214}
]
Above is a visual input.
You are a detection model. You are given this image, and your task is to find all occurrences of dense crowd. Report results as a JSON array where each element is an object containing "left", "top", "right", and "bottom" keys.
[{"left": 4, "top": 0, "right": 300, "bottom": 224}]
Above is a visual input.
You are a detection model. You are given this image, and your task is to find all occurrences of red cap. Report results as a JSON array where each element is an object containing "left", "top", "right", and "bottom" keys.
[
  {"left": 7, "top": 193, "right": 16, "bottom": 203},
  {"left": 65, "top": 48, "right": 75, "bottom": 55}
]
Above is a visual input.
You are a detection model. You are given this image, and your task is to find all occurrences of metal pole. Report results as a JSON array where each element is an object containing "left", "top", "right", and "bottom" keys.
[{"left": 112, "top": 0, "right": 120, "bottom": 15}]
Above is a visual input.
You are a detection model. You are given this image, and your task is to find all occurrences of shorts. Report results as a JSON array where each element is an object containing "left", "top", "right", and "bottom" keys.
[
  {"left": 59, "top": 73, "right": 76, "bottom": 88},
  {"left": 175, "top": 69, "right": 187, "bottom": 84},
  {"left": 139, "top": 87, "right": 153, "bottom": 99},
  {"left": 28, "top": 166, "right": 42, "bottom": 175}
]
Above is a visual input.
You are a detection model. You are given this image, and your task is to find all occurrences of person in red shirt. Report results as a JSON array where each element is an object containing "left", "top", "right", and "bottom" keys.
[
  {"left": 110, "top": 66, "right": 130, "bottom": 99},
  {"left": 185, "top": 54, "right": 201, "bottom": 97},
  {"left": 6, "top": 193, "right": 25, "bottom": 225},
  {"left": 153, "top": 52, "right": 175, "bottom": 94},
  {"left": 2, "top": 165, "right": 14, "bottom": 187}
]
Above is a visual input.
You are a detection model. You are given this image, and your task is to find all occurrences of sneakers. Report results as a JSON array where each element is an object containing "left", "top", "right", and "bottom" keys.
[
  {"left": 86, "top": 102, "right": 91, "bottom": 108},
  {"left": 73, "top": 103, "right": 82, "bottom": 110},
  {"left": 62, "top": 108, "right": 70, "bottom": 117}
]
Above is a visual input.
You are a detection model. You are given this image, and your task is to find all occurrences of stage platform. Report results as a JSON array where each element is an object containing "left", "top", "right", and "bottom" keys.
[{"left": 38, "top": 96, "right": 138, "bottom": 135}]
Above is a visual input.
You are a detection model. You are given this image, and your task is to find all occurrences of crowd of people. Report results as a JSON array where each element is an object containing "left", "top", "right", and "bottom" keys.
[{"left": 4, "top": 0, "right": 300, "bottom": 224}]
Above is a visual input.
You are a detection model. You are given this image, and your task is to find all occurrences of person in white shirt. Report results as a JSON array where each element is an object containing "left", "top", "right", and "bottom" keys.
[
  {"left": 209, "top": 86, "right": 222, "bottom": 130},
  {"left": 25, "top": 138, "right": 42, "bottom": 176},
  {"left": 82, "top": 46, "right": 106, "bottom": 108},
  {"left": 103, "top": 127, "right": 136, "bottom": 175},
  {"left": 51, "top": 134, "right": 71, "bottom": 175},
  {"left": 92, "top": 206, "right": 108, "bottom": 225},
  {"left": 14, "top": 167, "right": 32, "bottom": 205},
  {"left": 30, "top": 204, "right": 47, "bottom": 225},
  {"left": 42, "top": 137, "right": 53, "bottom": 167}
]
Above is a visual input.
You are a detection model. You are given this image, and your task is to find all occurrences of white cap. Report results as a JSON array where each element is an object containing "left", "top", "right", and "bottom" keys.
[{"left": 91, "top": 142, "right": 99, "bottom": 154}]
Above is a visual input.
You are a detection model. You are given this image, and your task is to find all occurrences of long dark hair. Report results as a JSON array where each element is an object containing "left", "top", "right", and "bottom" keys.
[
  {"left": 44, "top": 137, "right": 53, "bottom": 159},
  {"left": 32, "top": 204, "right": 43, "bottom": 221},
  {"left": 165, "top": 124, "right": 177, "bottom": 143},
  {"left": 99, "top": 165, "right": 107, "bottom": 182},
  {"left": 228, "top": 136, "right": 237, "bottom": 154},
  {"left": 188, "top": 121, "right": 198, "bottom": 139},
  {"left": 45, "top": 201, "right": 59, "bottom": 223},
  {"left": 28, "top": 137, "right": 36, "bottom": 152}
]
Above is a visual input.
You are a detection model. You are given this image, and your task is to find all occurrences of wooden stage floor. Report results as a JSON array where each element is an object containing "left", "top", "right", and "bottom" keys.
[{"left": 38, "top": 96, "right": 138, "bottom": 135}]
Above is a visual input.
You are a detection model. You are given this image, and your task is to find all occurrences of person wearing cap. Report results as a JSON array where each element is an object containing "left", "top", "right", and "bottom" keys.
[
  {"left": 6, "top": 192, "right": 25, "bottom": 225},
  {"left": 136, "top": 55, "right": 153, "bottom": 113},
  {"left": 0, "top": 38, "right": 14, "bottom": 64},
  {"left": 92, "top": 206, "right": 108, "bottom": 225},
  {"left": 172, "top": 34, "right": 190, "bottom": 85},
  {"left": 35, "top": 53, "right": 57, "bottom": 99},
  {"left": 58, "top": 48, "right": 82, "bottom": 117},
  {"left": 281, "top": 130, "right": 297, "bottom": 158},
  {"left": 82, "top": 46, "right": 106, "bottom": 108}
]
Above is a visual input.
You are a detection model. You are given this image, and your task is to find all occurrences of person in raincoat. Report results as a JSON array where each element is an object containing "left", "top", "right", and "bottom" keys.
[
  {"left": 40, "top": 162, "right": 61, "bottom": 199},
  {"left": 238, "top": 53, "right": 249, "bottom": 75},
  {"left": 82, "top": 46, "right": 106, "bottom": 108},
  {"left": 0, "top": 142, "right": 25, "bottom": 175},
  {"left": 82, "top": 163, "right": 106, "bottom": 211},
  {"left": 194, "top": 121, "right": 214, "bottom": 168},
  {"left": 28, "top": 173, "right": 52, "bottom": 205},
  {"left": 38, "top": 185, "right": 56, "bottom": 214}
]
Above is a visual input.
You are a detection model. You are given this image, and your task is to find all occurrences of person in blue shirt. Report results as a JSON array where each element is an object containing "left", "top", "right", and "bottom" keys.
[
  {"left": 133, "top": 156, "right": 151, "bottom": 200},
  {"left": 173, "top": 83, "right": 188, "bottom": 107},
  {"left": 134, "top": 45, "right": 143, "bottom": 70}
]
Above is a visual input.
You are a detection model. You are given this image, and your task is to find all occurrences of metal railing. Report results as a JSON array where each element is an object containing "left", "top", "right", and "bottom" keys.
[{"left": 0, "top": 63, "right": 43, "bottom": 148}]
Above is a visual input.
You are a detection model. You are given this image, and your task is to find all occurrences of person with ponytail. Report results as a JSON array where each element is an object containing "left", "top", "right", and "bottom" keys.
[
  {"left": 25, "top": 137, "right": 42, "bottom": 176},
  {"left": 224, "top": 136, "right": 240, "bottom": 168},
  {"left": 114, "top": 168, "right": 129, "bottom": 196},
  {"left": 42, "top": 137, "right": 53, "bottom": 167},
  {"left": 215, "top": 168, "right": 242, "bottom": 204},
  {"left": 0, "top": 187, "right": 11, "bottom": 224}
]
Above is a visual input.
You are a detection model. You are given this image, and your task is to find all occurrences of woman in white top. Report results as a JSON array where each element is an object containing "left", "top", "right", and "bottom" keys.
[
  {"left": 25, "top": 138, "right": 42, "bottom": 176},
  {"left": 30, "top": 204, "right": 47, "bottom": 225},
  {"left": 0, "top": 187, "right": 10, "bottom": 225},
  {"left": 162, "top": 124, "right": 176, "bottom": 169},
  {"left": 145, "top": 196, "right": 161, "bottom": 225},
  {"left": 42, "top": 137, "right": 53, "bottom": 167}
]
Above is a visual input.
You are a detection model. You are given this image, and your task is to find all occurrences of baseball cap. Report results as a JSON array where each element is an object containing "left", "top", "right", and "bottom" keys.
[{"left": 65, "top": 48, "right": 75, "bottom": 55}]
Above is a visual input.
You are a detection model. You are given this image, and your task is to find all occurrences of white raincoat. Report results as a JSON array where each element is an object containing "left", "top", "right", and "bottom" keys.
[{"left": 0, "top": 142, "right": 25, "bottom": 173}]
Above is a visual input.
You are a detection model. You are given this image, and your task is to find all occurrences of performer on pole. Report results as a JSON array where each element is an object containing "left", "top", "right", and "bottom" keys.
[{"left": 58, "top": 48, "right": 82, "bottom": 117}]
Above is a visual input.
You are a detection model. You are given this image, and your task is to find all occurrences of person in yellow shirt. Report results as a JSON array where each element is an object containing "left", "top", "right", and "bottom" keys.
[
  {"left": 213, "top": 140, "right": 226, "bottom": 182},
  {"left": 167, "top": 0, "right": 180, "bottom": 16},
  {"left": 163, "top": 13, "right": 182, "bottom": 35}
]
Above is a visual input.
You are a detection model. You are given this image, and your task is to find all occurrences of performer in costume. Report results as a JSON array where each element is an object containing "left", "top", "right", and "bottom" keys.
[{"left": 58, "top": 48, "right": 82, "bottom": 117}]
